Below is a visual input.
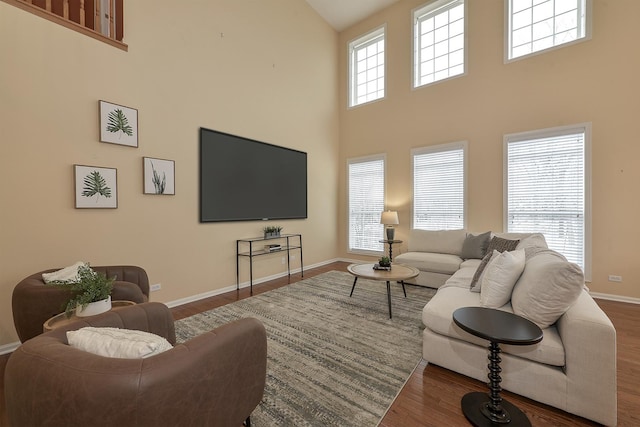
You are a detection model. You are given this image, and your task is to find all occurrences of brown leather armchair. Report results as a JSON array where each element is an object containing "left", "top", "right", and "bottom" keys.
[
  {"left": 5, "top": 302, "right": 267, "bottom": 427},
  {"left": 12, "top": 265, "right": 150, "bottom": 342}
]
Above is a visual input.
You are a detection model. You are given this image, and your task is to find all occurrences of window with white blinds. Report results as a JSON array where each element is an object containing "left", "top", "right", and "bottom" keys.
[
  {"left": 413, "top": 0, "right": 466, "bottom": 88},
  {"left": 507, "top": 0, "right": 590, "bottom": 61},
  {"left": 412, "top": 142, "right": 466, "bottom": 230},
  {"left": 505, "top": 125, "right": 590, "bottom": 276},
  {"left": 348, "top": 155, "right": 385, "bottom": 253},
  {"left": 348, "top": 26, "right": 385, "bottom": 107}
]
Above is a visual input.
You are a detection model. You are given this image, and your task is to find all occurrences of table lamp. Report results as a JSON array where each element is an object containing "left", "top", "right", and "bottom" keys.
[{"left": 380, "top": 211, "right": 399, "bottom": 241}]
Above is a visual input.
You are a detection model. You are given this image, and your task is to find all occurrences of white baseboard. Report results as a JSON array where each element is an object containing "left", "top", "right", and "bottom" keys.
[
  {"left": 589, "top": 291, "right": 640, "bottom": 305},
  {"left": 164, "top": 258, "right": 341, "bottom": 308}
]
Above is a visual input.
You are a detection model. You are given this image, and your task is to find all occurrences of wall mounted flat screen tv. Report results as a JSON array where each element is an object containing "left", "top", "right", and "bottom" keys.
[{"left": 199, "top": 127, "right": 307, "bottom": 222}]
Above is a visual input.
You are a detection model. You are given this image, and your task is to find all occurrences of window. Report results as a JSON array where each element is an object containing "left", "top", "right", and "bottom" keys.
[
  {"left": 506, "top": 0, "right": 590, "bottom": 61},
  {"left": 348, "top": 26, "right": 385, "bottom": 107},
  {"left": 412, "top": 142, "right": 466, "bottom": 230},
  {"left": 413, "top": 0, "right": 465, "bottom": 88},
  {"left": 348, "top": 155, "right": 385, "bottom": 253},
  {"left": 3, "top": 0, "right": 126, "bottom": 50},
  {"left": 505, "top": 124, "right": 590, "bottom": 277}
]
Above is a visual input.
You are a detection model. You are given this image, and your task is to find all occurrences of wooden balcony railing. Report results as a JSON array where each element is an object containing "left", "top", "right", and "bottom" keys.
[{"left": 1, "top": 0, "right": 126, "bottom": 50}]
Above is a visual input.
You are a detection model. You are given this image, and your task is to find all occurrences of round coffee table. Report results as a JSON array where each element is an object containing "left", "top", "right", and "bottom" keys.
[
  {"left": 453, "top": 307, "right": 543, "bottom": 426},
  {"left": 43, "top": 300, "right": 136, "bottom": 332},
  {"left": 346, "top": 263, "right": 419, "bottom": 319}
]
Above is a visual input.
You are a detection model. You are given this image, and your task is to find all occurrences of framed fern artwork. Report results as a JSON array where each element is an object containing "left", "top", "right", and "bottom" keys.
[
  {"left": 74, "top": 165, "right": 118, "bottom": 209},
  {"left": 99, "top": 100, "right": 138, "bottom": 147},
  {"left": 143, "top": 157, "right": 175, "bottom": 195}
]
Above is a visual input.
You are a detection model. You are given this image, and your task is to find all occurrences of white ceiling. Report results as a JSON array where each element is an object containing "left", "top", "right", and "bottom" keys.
[{"left": 305, "top": 0, "right": 400, "bottom": 32}]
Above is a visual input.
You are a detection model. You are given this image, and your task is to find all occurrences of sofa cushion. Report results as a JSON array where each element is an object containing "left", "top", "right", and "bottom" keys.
[
  {"left": 394, "top": 252, "right": 463, "bottom": 275},
  {"left": 512, "top": 249, "right": 584, "bottom": 328},
  {"left": 423, "top": 286, "right": 566, "bottom": 366},
  {"left": 408, "top": 229, "right": 467, "bottom": 256},
  {"left": 469, "top": 251, "right": 496, "bottom": 293},
  {"left": 480, "top": 249, "right": 525, "bottom": 308},
  {"left": 460, "top": 231, "right": 491, "bottom": 259},
  {"left": 67, "top": 327, "right": 173, "bottom": 359}
]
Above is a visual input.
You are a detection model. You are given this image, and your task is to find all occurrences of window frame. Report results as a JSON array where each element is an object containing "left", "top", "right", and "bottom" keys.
[
  {"left": 412, "top": 0, "right": 467, "bottom": 90},
  {"left": 347, "top": 153, "right": 386, "bottom": 256},
  {"left": 503, "top": 123, "right": 592, "bottom": 280},
  {"left": 348, "top": 25, "right": 386, "bottom": 108},
  {"left": 504, "top": 0, "right": 592, "bottom": 63},
  {"left": 411, "top": 141, "right": 467, "bottom": 231}
]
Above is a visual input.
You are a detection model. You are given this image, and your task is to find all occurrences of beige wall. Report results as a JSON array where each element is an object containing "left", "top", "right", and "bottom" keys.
[
  {"left": 0, "top": 0, "right": 339, "bottom": 345},
  {"left": 338, "top": 0, "right": 640, "bottom": 298}
]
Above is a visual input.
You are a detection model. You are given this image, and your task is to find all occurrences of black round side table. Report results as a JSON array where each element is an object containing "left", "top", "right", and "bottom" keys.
[{"left": 453, "top": 307, "right": 543, "bottom": 427}]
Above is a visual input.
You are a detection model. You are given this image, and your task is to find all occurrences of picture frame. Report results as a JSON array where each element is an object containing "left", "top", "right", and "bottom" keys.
[
  {"left": 99, "top": 100, "right": 138, "bottom": 147},
  {"left": 74, "top": 165, "right": 118, "bottom": 209},
  {"left": 143, "top": 157, "right": 175, "bottom": 195}
]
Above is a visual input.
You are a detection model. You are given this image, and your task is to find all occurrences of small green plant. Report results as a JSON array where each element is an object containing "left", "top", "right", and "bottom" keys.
[
  {"left": 51, "top": 264, "right": 115, "bottom": 317},
  {"left": 263, "top": 226, "right": 283, "bottom": 237},
  {"left": 378, "top": 256, "right": 391, "bottom": 267}
]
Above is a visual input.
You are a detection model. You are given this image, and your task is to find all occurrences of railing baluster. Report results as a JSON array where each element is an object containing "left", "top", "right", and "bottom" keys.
[
  {"left": 63, "top": 0, "right": 68, "bottom": 19},
  {"left": 80, "top": 0, "right": 85, "bottom": 26},
  {"left": 94, "top": 0, "right": 101, "bottom": 34},
  {"left": 109, "top": 0, "right": 114, "bottom": 38},
  {"left": 45, "top": 0, "right": 51, "bottom": 12}
]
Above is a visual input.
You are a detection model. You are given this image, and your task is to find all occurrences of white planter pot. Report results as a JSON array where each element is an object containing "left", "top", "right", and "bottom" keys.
[{"left": 76, "top": 296, "right": 112, "bottom": 317}]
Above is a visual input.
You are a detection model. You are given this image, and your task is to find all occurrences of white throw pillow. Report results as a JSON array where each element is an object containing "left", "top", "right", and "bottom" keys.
[
  {"left": 42, "top": 261, "right": 87, "bottom": 284},
  {"left": 67, "top": 327, "right": 173, "bottom": 359},
  {"left": 480, "top": 249, "right": 526, "bottom": 308},
  {"left": 511, "top": 255, "right": 584, "bottom": 328}
]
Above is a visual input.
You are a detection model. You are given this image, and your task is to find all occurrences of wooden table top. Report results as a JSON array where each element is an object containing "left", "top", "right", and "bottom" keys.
[
  {"left": 43, "top": 300, "right": 136, "bottom": 332},
  {"left": 347, "top": 263, "right": 419, "bottom": 282}
]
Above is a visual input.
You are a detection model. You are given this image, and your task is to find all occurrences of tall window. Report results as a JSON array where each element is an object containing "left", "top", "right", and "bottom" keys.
[
  {"left": 412, "top": 142, "right": 466, "bottom": 230},
  {"left": 413, "top": 0, "right": 465, "bottom": 88},
  {"left": 348, "top": 26, "right": 385, "bottom": 107},
  {"left": 348, "top": 155, "right": 385, "bottom": 253},
  {"left": 505, "top": 124, "right": 590, "bottom": 276},
  {"left": 507, "top": 0, "right": 590, "bottom": 61}
]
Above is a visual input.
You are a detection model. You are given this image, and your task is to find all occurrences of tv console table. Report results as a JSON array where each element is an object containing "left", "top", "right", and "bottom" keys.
[{"left": 236, "top": 233, "right": 303, "bottom": 294}]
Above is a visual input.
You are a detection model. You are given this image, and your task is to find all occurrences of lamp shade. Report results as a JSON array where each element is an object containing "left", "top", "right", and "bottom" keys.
[{"left": 380, "top": 211, "right": 399, "bottom": 225}]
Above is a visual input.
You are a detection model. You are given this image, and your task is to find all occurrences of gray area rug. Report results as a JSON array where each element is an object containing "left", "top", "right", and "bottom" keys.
[{"left": 174, "top": 270, "right": 436, "bottom": 426}]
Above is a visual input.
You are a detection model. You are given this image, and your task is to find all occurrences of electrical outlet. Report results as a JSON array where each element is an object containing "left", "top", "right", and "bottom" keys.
[
  {"left": 281, "top": 257, "right": 286, "bottom": 265},
  {"left": 291, "top": 255, "right": 296, "bottom": 260},
  {"left": 608, "top": 275, "right": 622, "bottom": 283},
  {"left": 150, "top": 283, "right": 162, "bottom": 292}
]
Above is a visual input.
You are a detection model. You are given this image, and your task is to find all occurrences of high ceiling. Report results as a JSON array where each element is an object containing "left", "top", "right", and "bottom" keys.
[{"left": 305, "top": 0, "right": 400, "bottom": 32}]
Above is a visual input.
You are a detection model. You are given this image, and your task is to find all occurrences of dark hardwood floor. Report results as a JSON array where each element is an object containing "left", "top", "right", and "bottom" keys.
[{"left": 2, "top": 261, "right": 638, "bottom": 426}]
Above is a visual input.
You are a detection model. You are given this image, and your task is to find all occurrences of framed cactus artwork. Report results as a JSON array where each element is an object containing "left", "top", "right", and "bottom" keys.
[
  {"left": 74, "top": 165, "right": 118, "bottom": 209},
  {"left": 143, "top": 157, "right": 175, "bottom": 195},
  {"left": 99, "top": 100, "right": 138, "bottom": 147}
]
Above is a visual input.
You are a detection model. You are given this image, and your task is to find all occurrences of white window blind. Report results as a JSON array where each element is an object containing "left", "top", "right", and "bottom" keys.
[
  {"left": 413, "top": 0, "right": 465, "bottom": 88},
  {"left": 507, "top": 0, "right": 589, "bottom": 60},
  {"left": 506, "top": 127, "right": 588, "bottom": 272},
  {"left": 348, "top": 156, "right": 385, "bottom": 253},
  {"left": 349, "top": 27, "right": 385, "bottom": 107},
  {"left": 413, "top": 143, "right": 465, "bottom": 230}
]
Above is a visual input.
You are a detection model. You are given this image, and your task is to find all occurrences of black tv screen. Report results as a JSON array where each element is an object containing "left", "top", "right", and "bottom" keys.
[{"left": 199, "top": 127, "right": 307, "bottom": 222}]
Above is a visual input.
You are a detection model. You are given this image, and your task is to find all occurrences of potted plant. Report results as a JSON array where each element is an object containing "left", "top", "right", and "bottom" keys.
[
  {"left": 379, "top": 256, "right": 391, "bottom": 267},
  {"left": 263, "top": 225, "right": 283, "bottom": 239},
  {"left": 52, "top": 264, "right": 115, "bottom": 317}
]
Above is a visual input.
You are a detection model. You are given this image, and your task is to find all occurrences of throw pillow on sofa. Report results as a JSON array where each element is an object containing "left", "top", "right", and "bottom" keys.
[
  {"left": 460, "top": 231, "right": 491, "bottom": 259},
  {"left": 486, "top": 236, "right": 520, "bottom": 253},
  {"left": 469, "top": 237, "right": 520, "bottom": 292},
  {"left": 511, "top": 251, "right": 584, "bottom": 328},
  {"left": 67, "top": 327, "right": 173, "bottom": 359},
  {"left": 480, "top": 249, "right": 526, "bottom": 308}
]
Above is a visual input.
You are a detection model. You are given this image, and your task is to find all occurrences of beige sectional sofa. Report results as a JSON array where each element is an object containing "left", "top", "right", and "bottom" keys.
[{"left": 395, "top": 229, "right": 617, "bottom": 426}]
